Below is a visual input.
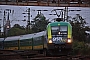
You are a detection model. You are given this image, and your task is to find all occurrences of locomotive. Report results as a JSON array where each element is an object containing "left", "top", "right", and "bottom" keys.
[
  {"left": 0, "top": 19, "right": 72, "bottom": 56},
  {"left": 46, "top": 21, "right": 72, "bottom": 55}
]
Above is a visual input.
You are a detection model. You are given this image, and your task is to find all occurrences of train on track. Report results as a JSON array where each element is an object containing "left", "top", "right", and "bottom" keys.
[{"left": 0, "top": 19, "right": 72, "bottom": 56}]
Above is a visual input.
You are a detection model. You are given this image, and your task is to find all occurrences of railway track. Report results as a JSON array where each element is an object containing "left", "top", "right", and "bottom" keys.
[
  {"left": 0, "top": 50, "right": 90, "bottom": 60},
  {"left": 28, "top": 55, "right": 90, "bottom": 60}
]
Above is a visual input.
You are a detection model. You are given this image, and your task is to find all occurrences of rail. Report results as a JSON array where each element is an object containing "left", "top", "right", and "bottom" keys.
[{"left": 0, "top": 50, "right": 90, "bottom": 60}]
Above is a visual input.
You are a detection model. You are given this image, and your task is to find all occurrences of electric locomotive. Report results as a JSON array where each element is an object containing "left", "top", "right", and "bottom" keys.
[{"left": 46, "top": 19, "right": 72, "bottom": 55}]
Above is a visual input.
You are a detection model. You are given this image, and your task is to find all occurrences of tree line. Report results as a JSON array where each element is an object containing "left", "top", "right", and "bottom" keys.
[{"left": 0, "top": 13, "right": 90, "bottom": 42}]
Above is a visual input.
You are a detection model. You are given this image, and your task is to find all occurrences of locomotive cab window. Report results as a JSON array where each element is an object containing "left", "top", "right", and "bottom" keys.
[
  {"left": 60, "top": 26, "right": 67, "bottom": 35},
  {"left": 51, "top": 26, "right": 59, "bottom": 35},
  {"left": 51, "top": 26, "right": 67, "bottom": 36}
]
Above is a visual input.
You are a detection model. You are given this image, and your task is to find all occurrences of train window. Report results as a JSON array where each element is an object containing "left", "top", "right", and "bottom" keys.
[
  {"left": 51, "top": 26, "right": 59, "bottom": 35},
  {"left": 51, "top": 26, "right": 59, "bottom": 31},
  {"left": 60, "top": 26, "right": 67, "bottom": 32},
  {"left": 51, "top": 26, "right": 67, "bottom": 35},
  {"left": 60, "top": 26, "right": 67, "bottom": 35}
]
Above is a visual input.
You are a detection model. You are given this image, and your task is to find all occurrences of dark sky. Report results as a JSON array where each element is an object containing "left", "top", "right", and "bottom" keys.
[{"left": 0, "top": 5, "right": 90, "bottom": 32}]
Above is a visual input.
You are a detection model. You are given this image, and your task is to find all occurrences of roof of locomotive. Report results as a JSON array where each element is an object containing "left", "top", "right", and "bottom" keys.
[{"left": 47, "top": 21, "right": 71, "bottom": 26}]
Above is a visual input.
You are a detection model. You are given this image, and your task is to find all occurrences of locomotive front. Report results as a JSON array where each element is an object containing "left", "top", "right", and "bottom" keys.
[{"left": 46, "top": 22, "right": 72, "bottom": 55}]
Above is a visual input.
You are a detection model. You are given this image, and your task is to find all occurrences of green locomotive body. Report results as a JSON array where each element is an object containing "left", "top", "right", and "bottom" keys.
[{"left": 46, "top": 21, "right": 72, "bottom": 55}]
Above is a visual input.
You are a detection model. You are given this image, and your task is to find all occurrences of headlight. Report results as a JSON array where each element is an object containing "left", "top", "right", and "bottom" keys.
[
  {"left": 58, "top": 32, "right": 60, "bottom": 35},
  {"left": 67, "top": 38, "right": 72, "bottom": 43},
  {"left": 49, "top": 40, "right": 52, "bottom": 43}
]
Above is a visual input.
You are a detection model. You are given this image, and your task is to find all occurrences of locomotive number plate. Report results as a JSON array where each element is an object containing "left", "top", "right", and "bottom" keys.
[{"left": 52, "top": 37, "right": 62, "bottom": 42}]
